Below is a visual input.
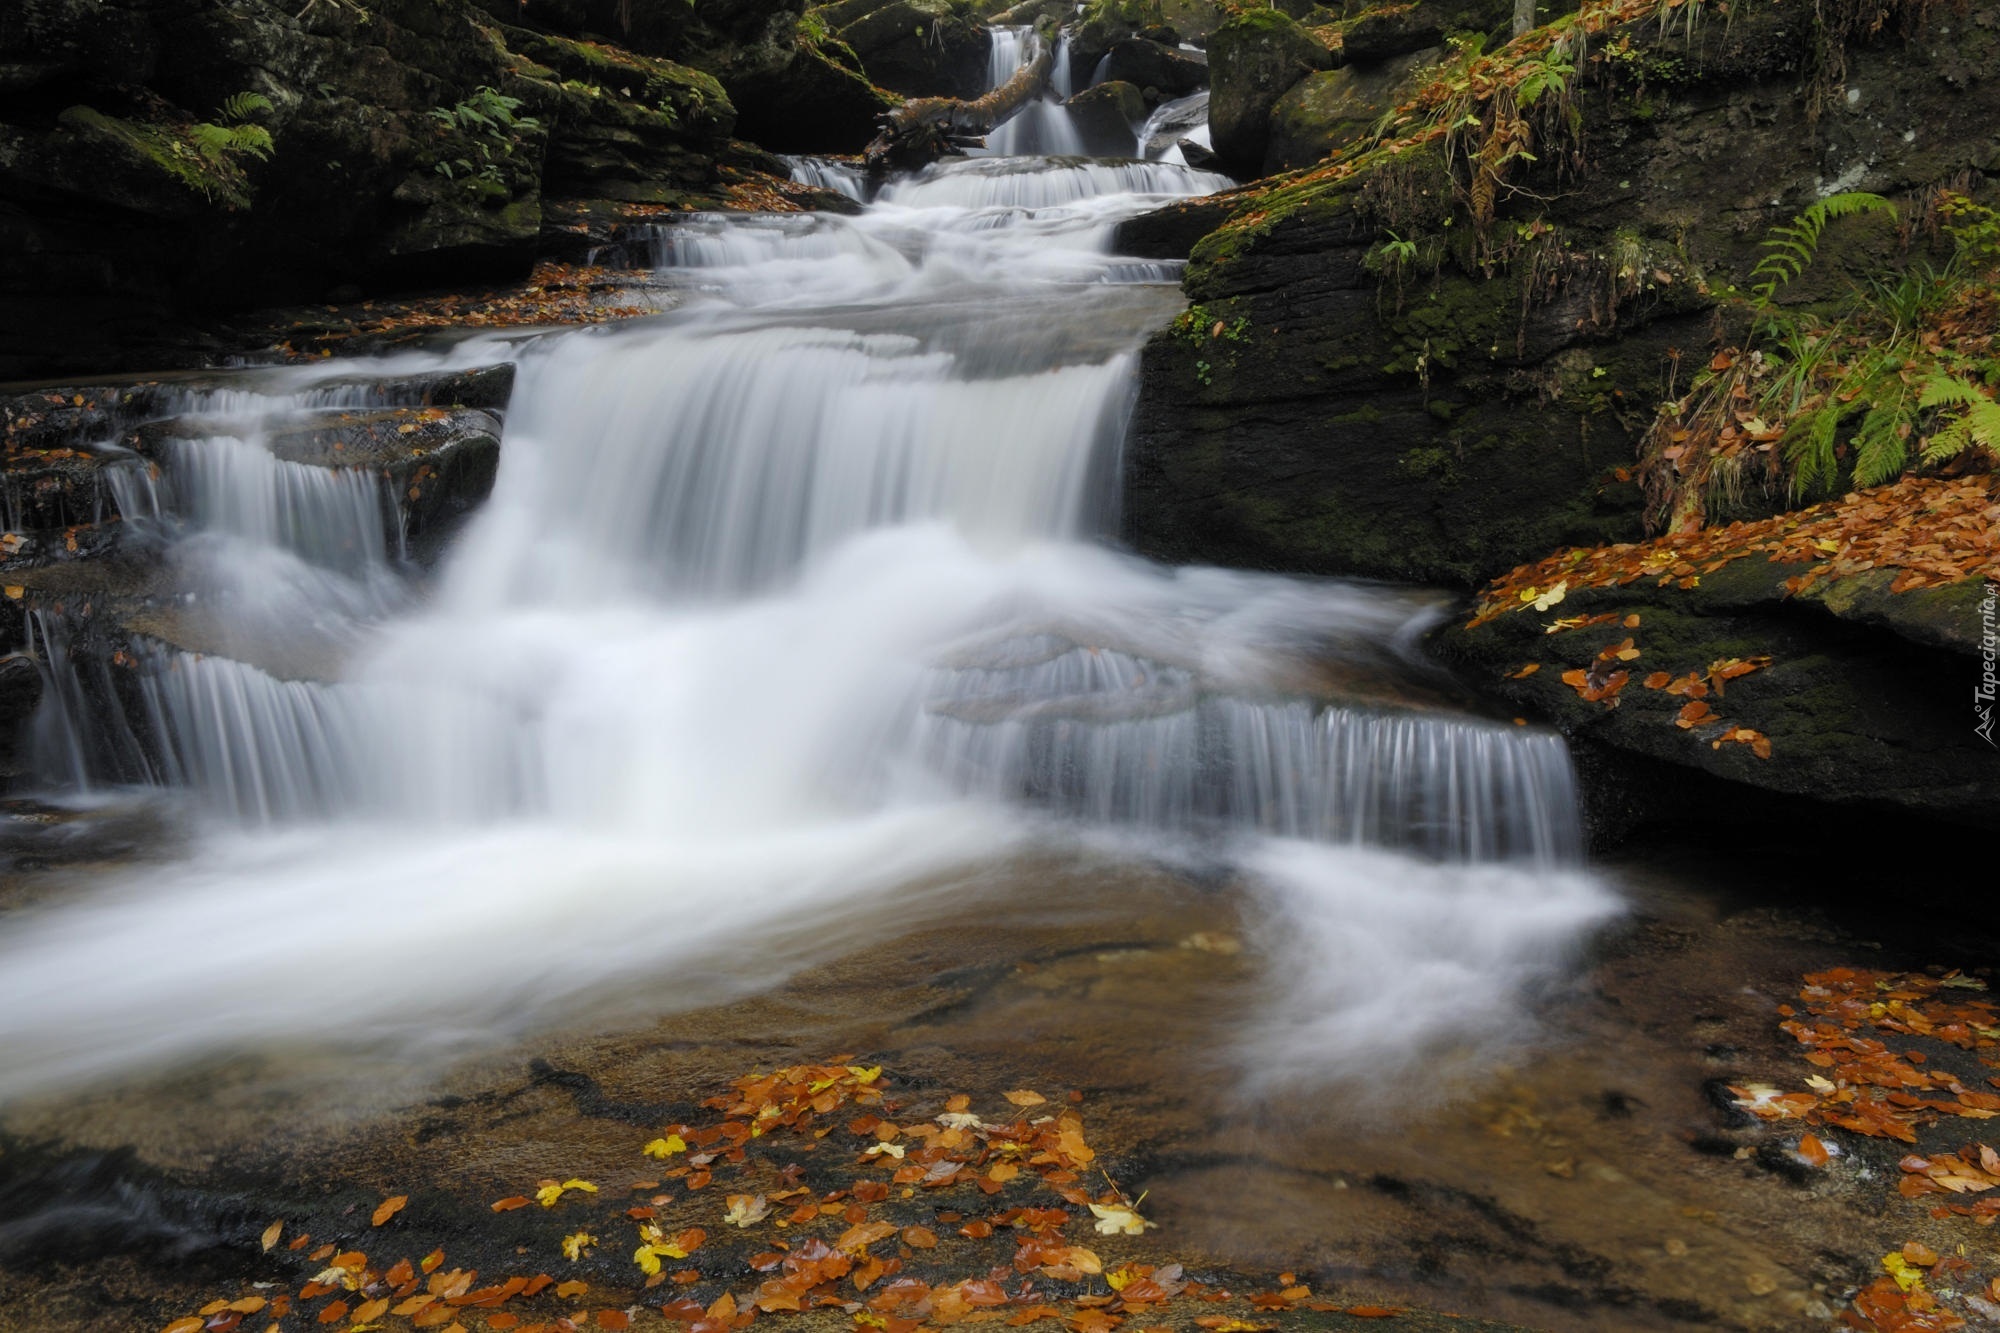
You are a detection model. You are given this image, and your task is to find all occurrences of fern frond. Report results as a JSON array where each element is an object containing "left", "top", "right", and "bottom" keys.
[
  {"left": 222, "top": 91, "right": 273, "bottom": 122},
  {"left": 1752, "top": 191, "right": 1897, "bottom": 302},
  {"left": 1850, "top": 403, "right": 1910, "bottom": 488},
  {"left": 1783, "top": 403, "right": 1842, "bottom": 498}
]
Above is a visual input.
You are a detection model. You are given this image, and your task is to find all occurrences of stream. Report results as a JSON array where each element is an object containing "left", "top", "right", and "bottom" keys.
[
  {"left": 0, "top": 54, "right": 1616, "bottom": 1105},
  {"left": 0, "top": 40, "right": 1895, "bottom": 1333}
]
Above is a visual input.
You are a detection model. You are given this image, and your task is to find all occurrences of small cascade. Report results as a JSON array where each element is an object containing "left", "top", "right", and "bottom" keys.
[
  {"left": 1138, "top": 90, "right": 1213, "bottom": 162},
  {"left": 158, "top": 433, "right": 395, "bottom": 574},
  {"left": 783, "top": 156, "right": 868, "bottom": 202},
  {"left": 977, "top": 26, "right": 1088, "bottom": 158},
  {"left": 913, "top": 637, "right": 1581, "bottom": 863},
  {"left": 877, "top": 157, "right": 1230, "bottom": 210},
  {"left": 1051, "top": 33, "right": 1076, "bottom": 99}
]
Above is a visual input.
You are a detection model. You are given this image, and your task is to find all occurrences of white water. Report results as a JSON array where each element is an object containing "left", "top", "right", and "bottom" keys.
[{"left": 0, "top": 53, "right": 1614, "bottom": 1103}]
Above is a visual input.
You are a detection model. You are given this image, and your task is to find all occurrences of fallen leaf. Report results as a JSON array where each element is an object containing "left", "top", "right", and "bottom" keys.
[
  {"left": 261, "top": 1221, "right": 284, "bottom": 1252},
  {"left": 373, "top": 1195, "right": 409, "bottom": 1227},
  {"left": 1087, "top": 1203, "right": 1153, "bottom": 1236}
]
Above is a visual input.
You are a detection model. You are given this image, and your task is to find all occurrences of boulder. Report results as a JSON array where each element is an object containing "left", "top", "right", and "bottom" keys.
[
  {"left": 1100, "top": 37, "right": 1207, "bottom": 99},
  {"left": 1064, "top": 82, "right": 1147, "bottom": 157},
  {"left": 1263, "top": 46, "right": 1443, "bottom": 173},
  {"left": 1341, "top": 0, "right": 1507, "bottom": 65},
  {"left": 1205, "top": 10, "right": 1332, "bottom": 177},
  {"left": 834, "top": 0, "right": 989, "bottom": 99},
  {"left": 1433, "top": 558, "right": 2000, "bottom": 834}
]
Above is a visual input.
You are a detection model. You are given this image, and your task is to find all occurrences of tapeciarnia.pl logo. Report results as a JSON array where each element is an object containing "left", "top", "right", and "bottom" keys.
[{"left": 1978, "top": 580, "right": 1998, "bottom": 748}]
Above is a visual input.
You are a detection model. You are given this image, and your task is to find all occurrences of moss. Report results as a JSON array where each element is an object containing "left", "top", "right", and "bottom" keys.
[
  {"left": 56, "top": 105, "right": 252, "bottom": 209},
  {"left": 501, "top": 26, "right": 731, "bottom": 126}
]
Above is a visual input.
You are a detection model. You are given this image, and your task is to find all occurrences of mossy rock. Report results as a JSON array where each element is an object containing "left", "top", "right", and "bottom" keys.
[
  {"left": 1263, "top": 45, "right": 1443, "bottom": 173},
  {"left": 1205, "top": 8, "right": 1334, "bottom": 177}
]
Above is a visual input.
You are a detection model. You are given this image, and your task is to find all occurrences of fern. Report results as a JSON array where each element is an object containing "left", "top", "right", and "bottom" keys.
[
  {"left": 1782, "top": 402, "right": 1842, "bottom": 498},
  {"left": 221, "top": 91, "right": 273, "bottom": 122},
  {"left": 1919, "top": 372, "right": 2000, "bottom": 467},
  {"left": 1750, "top": 192, "right": 1897, "bottom": 303},
  {"left": 190, "top": 122, "right": 274, "bottom": 162},
  {"left": 1850, "top": 400, "right": 1910, "bottom": 488}
]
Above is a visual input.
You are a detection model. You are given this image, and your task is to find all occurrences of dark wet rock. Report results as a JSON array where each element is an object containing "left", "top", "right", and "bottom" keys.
[
  {"left": 1341, "top": 0, "right": 1493, "bottom": 64},
  {"left": 1064, "top": 83, "right": 1148, "bottom": 157},
  {"left": 1101, "top": 37, "right": 1207, "bottom": 100},
  {"left": 1111, "top": 192, "right": 1243, "bottom": 259},
  {"left": 1264, "top": 46, "right": 1443, "bottom": 173},
  {"left": 1205, "top": 9, "right": 1333, "bottom": 177},
  {"left": 831, "top": 0, "right": 990, "bottom": 99},
  {"left": 1433, "top": 570, "right": 2000, "bottom": 832},
  {"left": 728, "top": 41, "right": 900, "bottom": 154}
]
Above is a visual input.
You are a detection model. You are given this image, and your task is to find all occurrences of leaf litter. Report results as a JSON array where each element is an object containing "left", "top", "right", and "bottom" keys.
[{"left": 148, "top": 1062, "right": 1396, "bottom": 1333}]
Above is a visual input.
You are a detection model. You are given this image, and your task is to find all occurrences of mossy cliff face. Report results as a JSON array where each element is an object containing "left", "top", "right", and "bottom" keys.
[
  {"left": 1122, "top": 1, "right": 2000, "bottom": 589},
  {"left": 0, "top": 0, "right": 796, "bottom": 379}
]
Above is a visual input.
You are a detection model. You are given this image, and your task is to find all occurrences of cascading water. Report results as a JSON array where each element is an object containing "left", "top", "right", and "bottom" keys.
[
  {"left": 978, "top": 27, "right": 1091, "bottom": 158},
  {"left": 0, "top": 33, "right": 1614, "bottom": 1103}
]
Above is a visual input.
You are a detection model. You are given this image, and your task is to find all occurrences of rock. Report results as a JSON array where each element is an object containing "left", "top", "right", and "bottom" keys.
[
  {"left": 1064, "top": 83, "right": 1148, "bottom": 157},
  {"left": 502, "top": 26, "right": 734, "bottom": 203},
  {"left": 1205, "top": 9, "right": 1332, "bottom": 177},
  {"left": 1433, "top": 569, "right": 2000, "bottom": 832},
  {"left": 0, "top": 0, "right": 783, "bottom": 380},
  {"left": 1263, "top": 46, "right": 1443, "bottom": 173},
  {"left": 834, "top": 0, "right": 989, "bottom": 99},
  {"left": 728, "top": 41, "right": 900, "bottom": 154},
  {"left": 1100, "top": 37, "right": 1207, "bottom": 100},
  {"left": 1177, "top": 136, "right": 1221, "bottom": 170},
  {"left": 1341, "top": 0, "right": 1506, "bottom": 65},
  {"left": 1112, "top": 194, "right": 1241, "bottom": 259}
]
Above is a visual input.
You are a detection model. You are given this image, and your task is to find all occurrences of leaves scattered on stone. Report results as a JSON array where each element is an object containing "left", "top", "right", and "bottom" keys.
[{"left": 150, "top": 1061, "right": 1398, "bottom": 1333}]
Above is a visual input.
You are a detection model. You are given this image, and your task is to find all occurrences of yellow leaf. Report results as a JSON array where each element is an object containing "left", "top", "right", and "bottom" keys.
[
  {"left": 562, "top": 1178, "right": 597, "bottom": 1194},
  {"left": 643, "top": 1135, "right": 687, "bottom": 1159},
  {"left": 1002, "top": 1090, "right": 1046, "bottom": 1107},
  {"left": 724, "top": 1194, "right": 771, "bottom": 1227},
  {"left": 1086, "top": 1203, "right": 1153, "bottom": 1236},
  {"left": 846, "top": 1065, "right": 882, "bottom": 1084},
  {"left": 1531, "top": 580, "right": 1568, "bottom": 612},
  {"left": 1882, "top": 1252, "right": 1924, "bottom": 1292},
  {"left": 562, "top": 1231, "right": 597, "bottom": 1261},
  {"left": 261, "top": 1220, "right": 284, "bottom": 1252}
]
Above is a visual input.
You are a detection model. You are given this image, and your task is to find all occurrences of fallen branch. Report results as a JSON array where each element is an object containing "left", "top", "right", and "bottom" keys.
[{"left": 864, "top": 39, "right": 1053, "bottom": 174}]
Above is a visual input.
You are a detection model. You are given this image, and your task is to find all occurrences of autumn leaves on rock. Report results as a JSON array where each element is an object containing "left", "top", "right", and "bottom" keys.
[
  {"left": 1724, "top": 970, "right": 2000, "bottom": 1332},
  {"left": 150, "top": 1063, "right": 1404, "bottom": 1333}
]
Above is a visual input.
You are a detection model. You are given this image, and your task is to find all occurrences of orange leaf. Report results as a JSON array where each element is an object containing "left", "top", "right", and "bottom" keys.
[
  {"left": 1676, "top": 700, "right": 1713, "bottom": 728},
  {"left": 492, "top": 1196, "right": 532, "bottom": 1212},
  {"left": 373, "top": 1194, "right": 409, "bottom": 1226},
  {"left": 1798, "top": 1134, "right": 1830, "bottom": 1167},
  {"left": 1509, "top": 663, "right": 1540, "bottom": 679}
]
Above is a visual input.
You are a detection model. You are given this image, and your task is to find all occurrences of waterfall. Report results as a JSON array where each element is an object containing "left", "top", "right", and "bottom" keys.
[{"left": 0, "top": 65, "right": 1614, "bottom": 1102}]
